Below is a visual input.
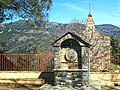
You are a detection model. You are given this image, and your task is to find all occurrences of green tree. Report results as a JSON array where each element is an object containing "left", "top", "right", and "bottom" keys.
[
  {"left": 111, "top": 36, "right": 120, "bottom": 65},
  {"left": 0, "top": 0, "right": 52, "bottom": 28}
]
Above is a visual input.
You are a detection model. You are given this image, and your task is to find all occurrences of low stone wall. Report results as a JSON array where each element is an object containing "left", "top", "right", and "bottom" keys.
[
  {"left": 0, "top": 71, "right": 120, "bottom": 87},
  {"left": 0, "top": 71, "right": 45, "bottom": 85},
  {"left": 90, "top": 72, "right": 120, "bottom": 81},
  {"left": 90, "top": 72, "right": 120, "bottom": 87},
  {"left": 0, "top": 79, "right": 45, "bottom": 85},
  {"left": 0, "top": 71, "right": 54, "bottom": 85},
  {"left": 0, "top": 71, "right": 41, "bottom": 79}
]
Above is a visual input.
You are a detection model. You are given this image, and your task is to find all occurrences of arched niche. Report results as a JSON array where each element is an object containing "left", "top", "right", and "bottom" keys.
[{"left": 61, "top": 39, "right": 82, "bottom": 69}]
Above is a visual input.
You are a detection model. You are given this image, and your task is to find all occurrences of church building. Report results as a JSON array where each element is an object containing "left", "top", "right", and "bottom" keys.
[{"left": 82, "top": 12, "right": 111, "bottom": 72}]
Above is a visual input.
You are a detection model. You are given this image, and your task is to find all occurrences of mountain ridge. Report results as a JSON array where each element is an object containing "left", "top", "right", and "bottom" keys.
[{"left": 0, "top": 21, "right": 120, "bottom": 54}]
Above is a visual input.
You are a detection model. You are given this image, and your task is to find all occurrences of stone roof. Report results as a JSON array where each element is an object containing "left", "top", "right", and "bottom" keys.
[{"left": 52, "top": 31, "right": 91, "bottom": 48}]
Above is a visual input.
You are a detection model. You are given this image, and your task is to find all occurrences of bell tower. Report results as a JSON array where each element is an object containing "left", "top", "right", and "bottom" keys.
[
  {"left": 83, "top": 2, "right": 96, "bottom": 41},
  {"left": 85, "top": 2, "right": 95, "bottom": 32},
  {"left": 86, "top": 13, "right": 95, "bottom": 30}
]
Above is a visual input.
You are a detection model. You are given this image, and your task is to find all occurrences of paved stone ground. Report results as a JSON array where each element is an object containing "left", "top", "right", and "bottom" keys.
[
  {"left": 39, "top": 84, "right": 119, "bottom": 90},
  {"left": 0, "top": 84, "right": 120, "bottom": 90}
]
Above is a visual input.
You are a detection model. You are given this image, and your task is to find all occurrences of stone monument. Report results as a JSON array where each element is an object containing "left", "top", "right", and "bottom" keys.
[{"left": 52, "top": 31, "right": 91, "bottom": 87}]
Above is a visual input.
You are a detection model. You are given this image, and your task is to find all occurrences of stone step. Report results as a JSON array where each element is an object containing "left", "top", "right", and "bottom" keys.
[{"left": 0, "top": 78, "right": 45, "bottom": 85}]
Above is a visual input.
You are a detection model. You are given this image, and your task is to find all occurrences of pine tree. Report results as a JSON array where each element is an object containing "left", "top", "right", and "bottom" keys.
[
  {"left": 111, "top": 36, "right": 120, "bottom": 65},
  {"left": 0, "top": 0, "right": 52, "bottom": 28}
]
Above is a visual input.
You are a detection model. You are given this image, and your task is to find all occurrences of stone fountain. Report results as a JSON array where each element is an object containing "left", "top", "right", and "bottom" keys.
[{"left": 52, "top": 32, "right": 91, "bottom": 87}]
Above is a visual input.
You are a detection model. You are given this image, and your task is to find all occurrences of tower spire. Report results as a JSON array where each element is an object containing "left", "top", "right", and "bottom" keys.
[
  {"left": 85, "top": 0, "right": 95, "bottom": 32},
  {"left": 88, "top": 0, "right": 92, "bottom": 17},
  {"left": 89, "top": 1, "right": 91, "bottom": 14}
]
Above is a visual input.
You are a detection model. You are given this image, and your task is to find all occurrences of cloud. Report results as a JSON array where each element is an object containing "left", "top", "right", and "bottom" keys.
[
  {"left": 62, "top": 3, "right": 85, "bottom": 11},
  {"left": 54, "top": 2, "right": 86, "bottom": 12},
  {"left": 49, "top": 13, "right": 62, "bottom": 20}
]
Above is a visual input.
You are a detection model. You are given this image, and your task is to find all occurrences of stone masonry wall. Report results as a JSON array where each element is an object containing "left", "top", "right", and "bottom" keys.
[
  {"left": 54, "top": 71, "right": 89, "bottom": 87},
  {"left": 82, "top": 30, "right": 111, "bottom": 72}
]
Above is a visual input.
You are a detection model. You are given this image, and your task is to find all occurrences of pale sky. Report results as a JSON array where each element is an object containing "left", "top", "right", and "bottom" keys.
[{"left": 49, "top": 0, "right": 120, "bottom": 27}]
